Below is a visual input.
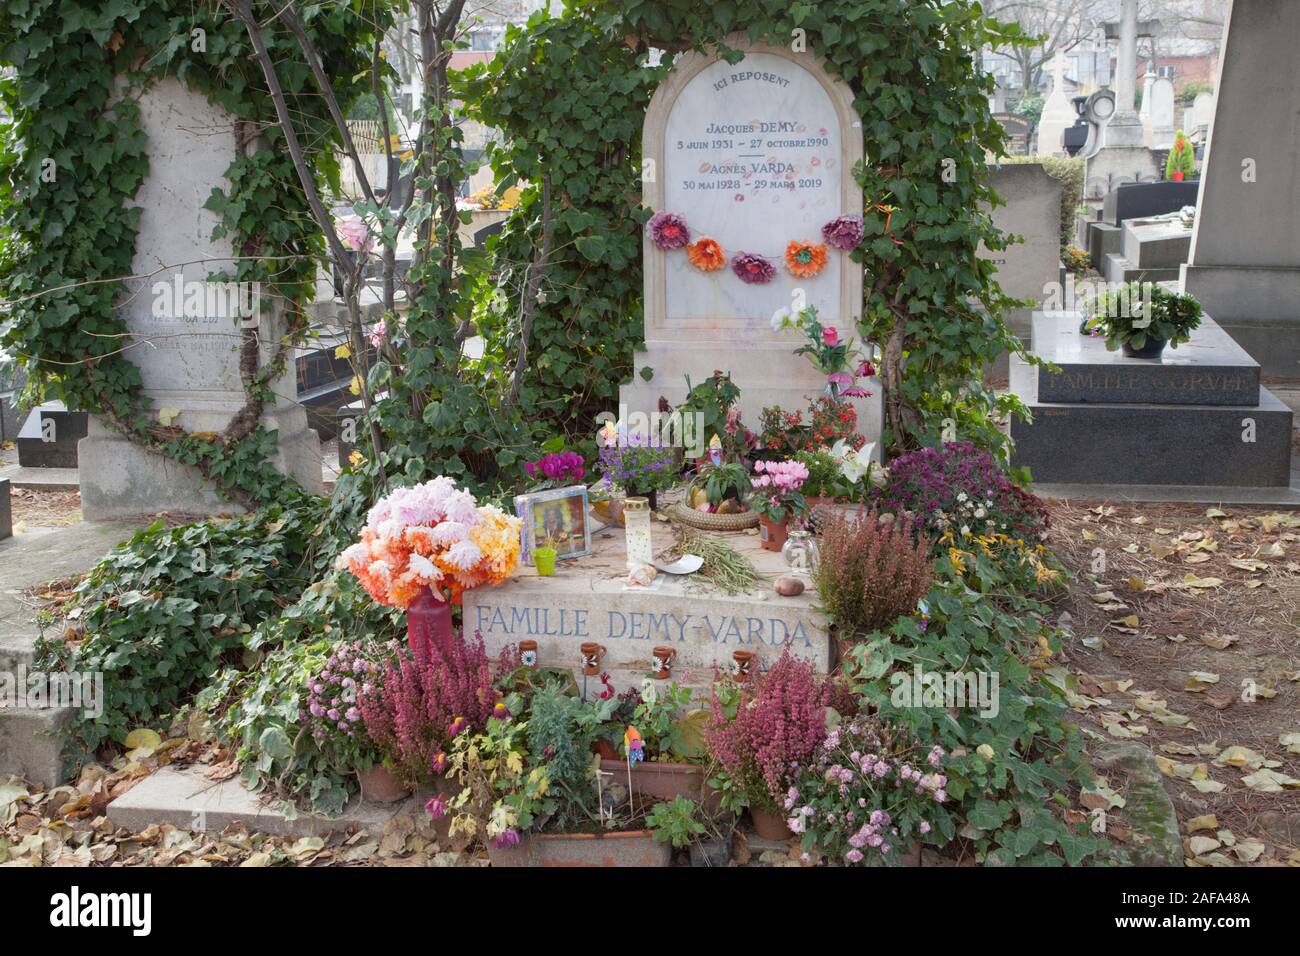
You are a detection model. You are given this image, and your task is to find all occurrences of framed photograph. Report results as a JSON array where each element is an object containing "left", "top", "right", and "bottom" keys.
[{"left": 514, "top": 486, "right": 592, "bottom": 562}]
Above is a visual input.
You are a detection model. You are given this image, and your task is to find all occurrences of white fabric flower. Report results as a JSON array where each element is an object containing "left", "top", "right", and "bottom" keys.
[{"left": 770, "top": 307, "right": 792, "bottom": 331}]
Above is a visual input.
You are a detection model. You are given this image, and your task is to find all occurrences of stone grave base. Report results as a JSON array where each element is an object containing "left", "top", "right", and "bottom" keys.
[
  {"left": 1181, "top": 264, "right": 1300, "bottom": 377},
  {"left": 463, "top": 508, "right": 830, "bottom": 695},
  {"left": 1102, "top": 219, "right": 1192, "bottom": 285},
  {"left": 78, "top": 404, "right": 323, "bottom": 520},
  {"left": 1011, "top": 312, "right": 1293, "bottom": 489},
  {"left": 620, "top": 339, "right": 883, "bottom": 457}
]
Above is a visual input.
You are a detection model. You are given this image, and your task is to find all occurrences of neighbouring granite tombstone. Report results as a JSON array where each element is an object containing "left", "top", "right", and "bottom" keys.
[
  {"left": 983, "top": 163, "right": 1062, "bottom": 348},
  {"left": 78, "top": 80, "right": 322, "bottom": 518},
  {"left": 0, "top": 477, "right": 11, "bottom": 542},
  {"left": 1011, "top": 312, "right": 1292, "bottom": 489},
  {"left": 1082, "top": 179, "right": 1199, "bottom": 269},
  {"left": 16, "top": 402, "right": 87, "bottom": 469},
  {"left": 620, "top": 35, "right": 880, "bottom": 444},
  {"left": 991, "top": 113, "right": 1031, "bottom": 155},
  {"left": 1181, "top": 0, "right": 1300, "bottom": 376},
  {"left": 1102, "top": 217, "right": 1193, "bottom": 284}
]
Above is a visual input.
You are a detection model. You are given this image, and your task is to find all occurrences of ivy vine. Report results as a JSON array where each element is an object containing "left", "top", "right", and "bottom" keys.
[{"left": 0, "top": 1, "right": 385, "bottom": 506}]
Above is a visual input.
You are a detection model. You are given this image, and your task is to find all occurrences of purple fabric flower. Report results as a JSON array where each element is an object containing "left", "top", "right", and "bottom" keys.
[
  {"left": 731, "top": 252, "right": 776, "bottom": 285},
  {"left": 647, "top": 211, "right": 690, "bottom": 250},
  {"left": 822, "top": 214, "right": 865, "bottom": 251}
]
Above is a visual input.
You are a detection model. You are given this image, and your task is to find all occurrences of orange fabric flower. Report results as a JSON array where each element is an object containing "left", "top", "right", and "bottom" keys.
[
  {"left": 785, "top": 240, "right": 828, "bottom": 278},
  {"left": 687, "top": 237, "right": 726, "bottom": 272}
]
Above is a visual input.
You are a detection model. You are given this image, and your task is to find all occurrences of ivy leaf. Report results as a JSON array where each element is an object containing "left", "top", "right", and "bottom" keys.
[{"left": 574, "top": 234, "right": 607, "bottom": 262}]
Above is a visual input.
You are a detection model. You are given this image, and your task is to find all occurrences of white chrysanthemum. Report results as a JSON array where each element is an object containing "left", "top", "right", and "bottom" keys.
[
  {"left": 446, "top": 539, "right": 484, "bottom": 570},
  {"left": 408, "top": 552, "right": 441, "bottom": 582},
  {"left": 428, "top": 521, "right": 469, "bottom": 546}
]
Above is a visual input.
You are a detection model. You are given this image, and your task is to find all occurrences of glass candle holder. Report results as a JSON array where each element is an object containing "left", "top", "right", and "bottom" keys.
[
  {"left": 781, "top": 529, "right": 819, "bottom": 574},
  {"left": 624, "top": 496, "right": 653, "bottom": 569}
]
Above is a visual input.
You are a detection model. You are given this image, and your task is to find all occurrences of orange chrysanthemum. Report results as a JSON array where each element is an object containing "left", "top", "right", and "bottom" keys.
[
  {"left": 687, "top": 237, "right": 726, "bottom": 272},
  {"left": 785, "top": 240, "right": 828, "bottom": 278}
]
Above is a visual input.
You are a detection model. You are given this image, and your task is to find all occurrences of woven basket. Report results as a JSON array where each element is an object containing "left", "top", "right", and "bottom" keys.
[{"left": 668, "top": 501, "right": 759, "bottom": 531}]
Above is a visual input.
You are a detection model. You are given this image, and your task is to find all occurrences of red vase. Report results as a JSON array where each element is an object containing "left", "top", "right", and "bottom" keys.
[{"left": 407, "top": 586, "right": 453, "bottom": 660}]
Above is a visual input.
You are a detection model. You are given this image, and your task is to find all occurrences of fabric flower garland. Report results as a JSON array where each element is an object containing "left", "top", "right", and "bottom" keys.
[
  {"left": 647, "top": 211, "right": 690, "bottom": 250},
  {"left": 687, "top": 237, "right": 726, "bottom": 272},
  {"left": 785, "top": 240, "right": 828, "bottom": 278},
  {"left": 649, "top": 210, "right": 861, "bottom": 281}
]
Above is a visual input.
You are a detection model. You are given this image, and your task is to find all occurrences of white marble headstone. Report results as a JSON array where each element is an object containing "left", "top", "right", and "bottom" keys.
[{"left": 623, "top": 36, "right": 880, "bottom": 444}]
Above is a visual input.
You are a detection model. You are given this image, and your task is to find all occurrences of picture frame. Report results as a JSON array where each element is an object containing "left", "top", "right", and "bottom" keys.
[{"left": 514, "top": 485, "right": 592, "bottom": 563}]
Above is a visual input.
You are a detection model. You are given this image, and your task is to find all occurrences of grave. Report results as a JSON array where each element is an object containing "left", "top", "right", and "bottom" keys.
[
  {"left": 464, "top": 516, "right": 829, "bottom": 692},
  {"left": 16, "top": 402, "right": 88, "bottom": 469},
  {"left": 1102, "top": 217, "right": 1194, "bottom": 284},
  {"left": 77, "top": 79, "right": 323, "bottom": 520},
  {"left": 1035, "top": 52, "right": 1074, "bottom": 158},
  {"left": 983, "top": 163, "right": 1063, "bottom": 350},
  {"left": 619, "top": 35, "right": 880, "bottom": 444},
  {"left": 1180, "top": 0, "right": 1300, "bottom": 377},
  {"left": 1081, "top": 180, "right": 1199, "bottom": 270},
  {"left": 1010, "top": 312, "right": 1293, "bottom": 489}
]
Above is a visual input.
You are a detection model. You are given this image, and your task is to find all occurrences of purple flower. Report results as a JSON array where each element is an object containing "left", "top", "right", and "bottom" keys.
[
  {"left": 425, "top": 795, "right": 449, "bottom": 820},
  {"left": 731, "top": 252, "right": 776, "bottom": 285},
  {"left": 647, "top": 211, "right": 690, "bottom": 250},
  {"left": 494, "top": 828, "right": 522, "bottom": 849},
  {"left": 822, "top": 214, "right": 865, "bottom": 251}
]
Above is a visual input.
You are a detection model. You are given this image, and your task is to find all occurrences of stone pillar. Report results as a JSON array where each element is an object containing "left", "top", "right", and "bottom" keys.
[
  {"left": 79, "top": 79, "right": 322, "bottom": 520},
  {"left": 1115, "top": 0, "right": 1138, "bottom": 115},
  {"left": 1182, "top": 0, "right": 1300, "bottom": 377}
]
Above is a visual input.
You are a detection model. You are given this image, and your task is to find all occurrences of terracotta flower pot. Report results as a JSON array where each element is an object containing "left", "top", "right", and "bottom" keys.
[
  {"left": 1171, "top": 171, "right": 1185, "bottom": 181},
  {"left": 580, "top": 642, "right": 606, "bottom": 676},
  {"left": 406, "top": 586, "right": 452, "bottom": 660},
  {"left": 357, "top": 765, "right": 411, "bottom": 804},
  {"left": 650, "top": 646, "right": 676, "bottom": 679},
  {"left": 599, "top": 759, "right": 719, "bottom": 811},
  {"left": 758, "top": 515, "right": 789, "bottom": 552},
  {"left": 518, "top": 639, "right": 539, "bottom": 670},
  {"left": 731, "top": 650, "right": 756, "bottom": 682},
  {"left": 749, "top": 806, "right": 793, "bottom": 841},
  {"left": 593, "top": 739, "right": 619, "bottom": 760},
  {"left": 487, "top": 829, "right": 670, "bottom": 867}
]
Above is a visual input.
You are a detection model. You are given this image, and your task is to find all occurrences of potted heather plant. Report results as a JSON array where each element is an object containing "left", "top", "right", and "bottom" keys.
[
  {"left": 813, "top": 509, "right": 934, "bottom": 652},
  {"left": 751, "top": 458, "right": 810, "bottom": 551},
  {"left": 706, "top": 652, "right": 833, "bottom": 840},
  {"left": 357, "top": 630, "right": 498, "bottom": 799}
]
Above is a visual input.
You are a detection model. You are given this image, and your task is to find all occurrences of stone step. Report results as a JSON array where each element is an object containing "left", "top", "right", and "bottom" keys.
[
  {"left": 1032, "top": 313, "right": 1261, "bottom": 406},
  {"left": 0, "top": 632, "right": 37, "bottom": 672},
  {"left": 1010, "top": 360, "right": 1293, "bottom": 486},
  {"left": 0, "top": 704, "right": 72, "bottom": 787},
  {"left": 1103, "top": 252, "right": 1181, "bottom": 285},
  {"left": 108, "top": 766, "right": 418, "bottom": 838}
]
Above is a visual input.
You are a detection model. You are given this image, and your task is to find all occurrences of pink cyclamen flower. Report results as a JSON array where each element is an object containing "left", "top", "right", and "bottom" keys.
[
  {"left": 425, "top": 795, "right": 449, "bottom": 820},
  {"left": 494, "top": 828, "right": 521, "bottom": 849}
]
